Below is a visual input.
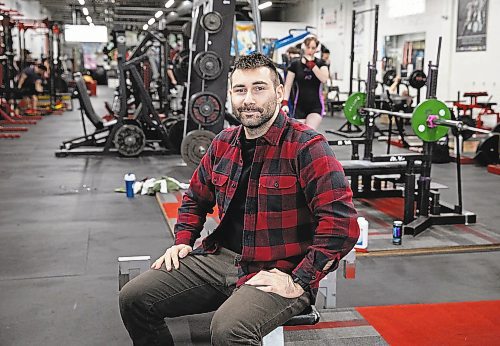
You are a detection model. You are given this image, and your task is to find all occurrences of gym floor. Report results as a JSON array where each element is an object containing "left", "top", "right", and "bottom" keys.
[{"left": 0, "top": 86, "right": 499, "bottom": 345}]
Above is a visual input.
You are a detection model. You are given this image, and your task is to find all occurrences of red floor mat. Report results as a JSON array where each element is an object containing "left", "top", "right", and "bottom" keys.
[{"left": 356, "top": 300, "right": 500, "bottom": 345}]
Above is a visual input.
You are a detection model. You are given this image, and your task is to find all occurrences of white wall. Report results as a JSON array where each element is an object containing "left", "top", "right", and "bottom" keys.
[{"left": 284, "top": 0, "right": 500, "bottom": 103}]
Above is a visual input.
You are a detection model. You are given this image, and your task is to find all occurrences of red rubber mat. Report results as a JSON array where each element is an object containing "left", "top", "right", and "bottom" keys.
[
  {"left": 487, "top": 164, "right": 500, "bottom": 175},
  {"left": 356, "top": 300, "right": 500, "bottom": 345}
]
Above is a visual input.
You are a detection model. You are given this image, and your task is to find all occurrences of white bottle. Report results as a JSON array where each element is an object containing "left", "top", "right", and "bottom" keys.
[{"left": 355, "top": 216, "right": 369, "bottom": 249}]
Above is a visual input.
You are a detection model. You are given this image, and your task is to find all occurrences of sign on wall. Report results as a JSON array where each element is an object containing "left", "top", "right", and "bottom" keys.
[{"left": 456, "top": 0, "right": 488, "bottom": 52}]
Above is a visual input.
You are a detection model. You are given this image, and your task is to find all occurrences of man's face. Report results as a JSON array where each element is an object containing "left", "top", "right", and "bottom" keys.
[{"left": 230, "top": 67, "right": 283, "bottom": 129}]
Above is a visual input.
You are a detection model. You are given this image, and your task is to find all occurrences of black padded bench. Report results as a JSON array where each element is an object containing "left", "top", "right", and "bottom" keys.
[
  {"left": 262, "top": 305, "right": 320, "bottom": 345},
  {"left": 340, "top": 159, "right": 423, "bottom": 198},
  {"left": 74, "top": 75, "right": 108, "bottom": 130}
]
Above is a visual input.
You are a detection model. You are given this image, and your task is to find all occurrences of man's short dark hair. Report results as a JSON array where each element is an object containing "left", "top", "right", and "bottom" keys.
[
  {"left": 37, "top": 64, "right": 48, "bottom": 72},
  {"left": 230, "top": 53, "right": 280, "bottom": 88}
]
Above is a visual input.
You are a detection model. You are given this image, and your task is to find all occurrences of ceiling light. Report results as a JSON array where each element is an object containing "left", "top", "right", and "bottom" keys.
[
  {"left": 155, "top": 10, "right": 163, "bottom": 18},
  {"left": 258, "top": 1, "right": 272, "bottom": 10},
  {"left": 82, "top": 7, "right": 89, "bottom": 16},
  {"left": 148, "top": 18, "right": 155, "bottom": 25},
  {"left": 165, "top": 0, "right": 175, "bottom": 9},
  {"left": 86, "top": 16, "right": 92, "bottom": 23},
  {"left": 143, "top": 24, "right": 149, "bottom": 30},
  {"left": 78, "top": 0, "right": 85, "bottom": 5}
]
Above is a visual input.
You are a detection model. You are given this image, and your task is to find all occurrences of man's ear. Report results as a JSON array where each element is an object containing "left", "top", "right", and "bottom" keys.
[{"left": 276, "top": 84, "right": 284, "bottom": 103}]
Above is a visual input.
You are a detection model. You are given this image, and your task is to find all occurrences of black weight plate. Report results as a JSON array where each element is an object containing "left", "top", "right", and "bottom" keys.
[
  {"left": 167, "top": 119, "right": 197, "bottom": 154},
  {"left": 200, "top": 11, "right": 223, "bottom": 34},
  {"left": 113, "top": 124, "right": 146, "bottom": 157},
  {"left": 408, "top": 70, "right": 427, "bottom": 89},
  {"left": 189, "top": 91, "right": 223, "bottom": 126},
  {"left": 492, "top": 123, "right": 500, "bottom": 133},
  {"left": 193, "top": 51, "right": 223, "bottom": 80},
  {"left": 181, "top": 130, "right": 216, "bottom": 168},
  {"left": 475, "top": 134, "right": 499, "bottom": 165},
  {"left": 383, "top": 69, "right": 397, "bottom": 86}
]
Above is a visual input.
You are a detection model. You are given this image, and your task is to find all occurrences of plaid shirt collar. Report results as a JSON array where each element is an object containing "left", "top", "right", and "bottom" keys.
[{"left": 232, "top": 111, "right": 287, "bottom": 148}]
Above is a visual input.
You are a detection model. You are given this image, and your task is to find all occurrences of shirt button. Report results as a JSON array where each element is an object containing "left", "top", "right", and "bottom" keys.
[
  {"left": 231, "top": 183, "right": 236, "bottom": 188},
  {"left": 311, "top": 275, "right": 316, "bottom": 280},
  {"left": 274, "top": 182, "right": 279, "bottom": 188}
]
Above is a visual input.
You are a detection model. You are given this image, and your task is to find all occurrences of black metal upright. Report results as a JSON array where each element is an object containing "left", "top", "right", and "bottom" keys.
[
  {"left": 363, "top": 4, "right": 379, "bottom": 160},
  {"left": 348, "top": 10, "right": 356, "bottom": 96}
]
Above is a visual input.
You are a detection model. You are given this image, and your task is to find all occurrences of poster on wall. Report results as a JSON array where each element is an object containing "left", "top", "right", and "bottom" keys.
[{"left": 456, "top": 0, "right": 488, "bottom": 52}]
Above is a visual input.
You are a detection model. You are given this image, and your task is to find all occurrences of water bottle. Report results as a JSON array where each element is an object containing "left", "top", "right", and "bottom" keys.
[
  {"left": 355, "top": 216, "right": 369, "bottom": 249},
  {"left": 124, "top": 173, "right": 136, "bottom": 198}
]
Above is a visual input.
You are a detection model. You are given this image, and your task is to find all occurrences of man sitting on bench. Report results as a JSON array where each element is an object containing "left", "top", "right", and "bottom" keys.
[
  {"left": 17, "top": 63, "right": 47, "bottom": 112},
  {"left": 119, "top": 53, "right": 359, "bottom": 345}
]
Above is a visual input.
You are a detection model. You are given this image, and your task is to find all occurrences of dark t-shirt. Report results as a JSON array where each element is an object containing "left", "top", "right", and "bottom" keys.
[
  {"left": 216, "top": 134, "right": 256, "bottom": 254},
  {"left": 20, "top": 66, "right": 42, "bottom": 91},
  {"left": 288, "top": 58, "right": 327, "bottom": 106}
]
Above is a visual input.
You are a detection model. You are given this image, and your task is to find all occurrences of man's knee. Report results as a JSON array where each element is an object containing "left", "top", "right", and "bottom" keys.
[
  {"left": 210, "top": 310, "right": 260, "bottom": 345},
  {"left": 119, "top": 277, "right": 152, "bottom": 320}
]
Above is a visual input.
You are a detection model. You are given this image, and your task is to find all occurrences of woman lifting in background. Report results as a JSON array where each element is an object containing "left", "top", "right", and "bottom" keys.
[{"left": 281, "top": 36, "right": 329, "bottom": 130}]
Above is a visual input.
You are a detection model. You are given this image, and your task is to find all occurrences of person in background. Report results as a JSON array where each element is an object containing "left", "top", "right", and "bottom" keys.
[
  {"left": 282, "top": 37, "right": 329, "bottom": 130},
  {"left": 17, "top": 64, "right": 47, "bottom": 111},
  {"left": 119, "top": 52, "right": 359, "bottom": 346},
  {"left": 283, "top": 46, "right": 301, "bottom": 115},
  {"left": 321, "top": 48, "right": 331, "bottom": 67}
]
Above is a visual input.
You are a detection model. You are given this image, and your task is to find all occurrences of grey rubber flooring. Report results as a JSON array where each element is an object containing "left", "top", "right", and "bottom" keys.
[{"left": 0, "top": 86, "right": 499, "bottom": 345}]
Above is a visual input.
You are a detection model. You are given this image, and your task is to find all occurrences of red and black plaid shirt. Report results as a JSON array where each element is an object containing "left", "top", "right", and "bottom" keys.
[{"left": 175, "top": 113, "right": 359, "bottom": 295}]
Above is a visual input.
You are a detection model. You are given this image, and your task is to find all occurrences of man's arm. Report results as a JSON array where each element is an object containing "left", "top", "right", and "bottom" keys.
[
  {"left": 18, "top": 73, "right": 27, "bottom": 89},
  {"left": 35, "top": 80, "right": 43, "bottom": 93},
  {"left": 292, "top": 136, "right": 360, "bottom": 291},
  {"left": 174, "top": 141, "right": 217, "bottom": 247}
]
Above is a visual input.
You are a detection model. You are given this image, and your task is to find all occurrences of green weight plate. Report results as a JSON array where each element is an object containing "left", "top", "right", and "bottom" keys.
[
  {"left": 411, "top": 99, "right": 451, "bottom": 142},
  {"left": 343, "top": 92, "right": 366, "bottom": 126}
]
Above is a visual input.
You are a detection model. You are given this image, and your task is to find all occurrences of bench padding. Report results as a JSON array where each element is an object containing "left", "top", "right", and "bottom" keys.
[
  {"left": 284, "top": 305, "right": 320, "bottom": 326},
  {"left": 75, "top": 77, "right": 104, "bottom": 129}
]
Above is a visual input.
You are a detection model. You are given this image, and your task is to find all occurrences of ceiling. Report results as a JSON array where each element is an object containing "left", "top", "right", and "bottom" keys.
[{"left": 37, "top": 0, "right": 301, "bottom": 30}]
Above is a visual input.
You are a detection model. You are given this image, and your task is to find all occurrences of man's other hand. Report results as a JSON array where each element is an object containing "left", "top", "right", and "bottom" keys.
[
  {"left": 245, "top": 268, "right": 305, "bottom": 298},
  {"left": 151, "top": 244, "right": 193, "bottom": 271}
]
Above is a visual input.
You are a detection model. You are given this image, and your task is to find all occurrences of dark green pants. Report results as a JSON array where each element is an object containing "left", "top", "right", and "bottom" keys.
[{"left": 119, "top": 247, "right": 311, "bottom": 345}]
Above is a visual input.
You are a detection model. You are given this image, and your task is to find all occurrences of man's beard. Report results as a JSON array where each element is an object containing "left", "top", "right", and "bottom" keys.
[{"left": 233, "top": 97, "right": 277, "bottom": 129}]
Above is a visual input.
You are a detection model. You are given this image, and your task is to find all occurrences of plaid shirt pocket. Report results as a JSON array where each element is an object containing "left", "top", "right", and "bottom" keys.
[{"left": 212, "top": 172, "right": 229, "bottom": 216}]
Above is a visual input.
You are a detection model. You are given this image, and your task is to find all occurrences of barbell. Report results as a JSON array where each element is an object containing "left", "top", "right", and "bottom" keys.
[{"left": 343, "top": 93, "right": 490, "bottom": 142}]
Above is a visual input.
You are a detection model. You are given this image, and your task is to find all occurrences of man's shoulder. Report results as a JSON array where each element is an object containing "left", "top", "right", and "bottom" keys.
[
  {"left": 284, "top": 118, "right": 324, "bottom": 146},
  {"left": 215, "top": 126, "right": 239, "bottom": 141}
]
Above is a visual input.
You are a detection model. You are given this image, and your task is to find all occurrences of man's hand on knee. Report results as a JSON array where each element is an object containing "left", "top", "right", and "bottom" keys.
[
  {"left": 151, "top": 244, "right": 192, "bottom": 271},
  {"left": 245, "top": 268, "right": 305, "bottom": 298}
]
